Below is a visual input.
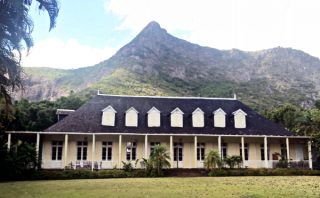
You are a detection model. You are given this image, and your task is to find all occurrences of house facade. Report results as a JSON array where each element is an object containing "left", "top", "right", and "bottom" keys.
[{"left": 6, "top": 94, "right": 312, "bottom": 170}]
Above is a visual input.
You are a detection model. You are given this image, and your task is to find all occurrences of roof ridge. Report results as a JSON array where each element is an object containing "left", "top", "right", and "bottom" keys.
[
  {"left": 97, "top": 93, "right": 237, "bottom": 100},
  {"left": 56, "top": 109, "right": 75, "bottom": 111}
]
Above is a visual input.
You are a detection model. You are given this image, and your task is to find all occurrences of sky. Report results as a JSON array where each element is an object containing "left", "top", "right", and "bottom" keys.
[{"left": 22, "top": 0, "right": 320, "bottom": 69}]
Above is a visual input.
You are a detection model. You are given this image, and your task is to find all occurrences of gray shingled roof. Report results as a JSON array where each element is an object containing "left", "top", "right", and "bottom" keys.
[{"left": 45, "top": 94, "right": 293, "bottom": 136}]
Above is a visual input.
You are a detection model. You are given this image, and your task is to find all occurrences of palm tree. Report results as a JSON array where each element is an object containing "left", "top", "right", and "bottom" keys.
[
  {"left": 150, "top": 145, "right": 171, "bottom": 176},
  {"left": 0, "top": 0, "right": 59, "bottom": 104},
  {"left": 204, "top": 150, "right": 220, "bottom": 170}
]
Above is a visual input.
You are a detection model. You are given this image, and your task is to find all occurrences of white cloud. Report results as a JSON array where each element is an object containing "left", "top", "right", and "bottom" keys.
[
  {"left": 106, "top": 0, "right": 320, "bottom": 58},
  {"left": 22, "top": 38, "right": 118, "bottom": 69}
]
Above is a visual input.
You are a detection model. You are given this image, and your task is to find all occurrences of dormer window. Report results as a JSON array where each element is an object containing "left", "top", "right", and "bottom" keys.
[
  {"left": 171, "top": 108, "right": 184, "bottom": 127},
  {"left": 232, "top": 109, "right": 247, "bottom": 128},
  {"left": 213, "top": 108, "right": 226, "bottom": 128},
  {"left": 192, "top": 108, "right": 204, "bottom": 127},
  {"left": 147, "top": 107, "right": 161, "bottom": 127},
  {"left": 101, "top": 105, "right": 117, "bottom": 126},
  {"left": 125, "top": 107, "right": 139, "bottom": 127}
]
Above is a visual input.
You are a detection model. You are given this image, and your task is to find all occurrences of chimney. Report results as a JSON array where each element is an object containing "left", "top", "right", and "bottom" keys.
[{"left": 56, "top": 109, "right": 75, "bottom": 121}]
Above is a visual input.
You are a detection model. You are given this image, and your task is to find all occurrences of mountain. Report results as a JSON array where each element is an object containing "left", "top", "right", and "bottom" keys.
[{"left": 17, "top": 21, "right": 320, "bottom": 110}]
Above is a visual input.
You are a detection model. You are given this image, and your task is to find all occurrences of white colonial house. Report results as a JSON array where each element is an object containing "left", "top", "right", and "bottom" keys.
[{"left": 6, "top": 93, "right": 313, "bottom": 170}]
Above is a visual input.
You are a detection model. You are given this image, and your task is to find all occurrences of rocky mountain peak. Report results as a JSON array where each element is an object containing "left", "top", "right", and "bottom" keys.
[
  {"left": 113, "top": 21, "right": 173, "bottom": 61},
  {"left": 137, "top": 21, "right": 167, "bottom": 38}
]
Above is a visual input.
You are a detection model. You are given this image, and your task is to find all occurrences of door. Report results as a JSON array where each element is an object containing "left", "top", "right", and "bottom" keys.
[
  {"left": 295, "top": 144, "right": 304, "bottom": 161},
  {"left": 174, "top": 142, "right": 183, "bottom": 168}
]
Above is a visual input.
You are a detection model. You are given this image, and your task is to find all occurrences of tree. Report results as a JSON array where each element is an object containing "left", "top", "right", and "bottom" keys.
[
  {"left": 149, "top": 145, "right": 170, "bottom": 176},
  {"left": 204, "top": 150, "right": 220, "bottom": 170},
  {"left": 0, "top": 0, "right": 59, "bottom": 104},
  {"left": 0, "top": 141, "right": 39, "bottom": 180},
  {"left": 315, "top": 100, "right": 320, "bottom": 110},
  {"left": 264, "top": 104, "right": 302, "bottom": 131}
]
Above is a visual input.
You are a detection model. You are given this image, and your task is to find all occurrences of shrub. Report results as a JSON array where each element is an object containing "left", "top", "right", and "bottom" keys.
[
  {"left": 275, "top": 159, "right": 289, "bottom": 168},
  {"left": 208, "top": 168, "right": 320, "bottom": 177},
  {"left": 122, "top": 161, "right": 133, "bottom": 172},
  {"left": 142, "top": 158, "right": 154, "bottom": 176},
  {"left": 149, "top": 145, "right": 170, "bottom": 176},
  {"left": 204, "top": 150, "right": 220, "bottom": 170},
  {"left": 224, "top": 156, "right": 242, "bottom": 169}
]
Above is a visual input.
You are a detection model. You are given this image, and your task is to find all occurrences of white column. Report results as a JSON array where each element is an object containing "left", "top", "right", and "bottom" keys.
[
  {"left": 286, "top": 138, "right": 290, "bottom": 160},
  {"left": 170, "top": 135, "right": 173, "bottom": 168},
  {"left": 308, "top": 140, "right": 313, "bottom": 169},
  {"left": 91, "top": 134, "right": 95, "bottom": 171},
  {"left": 218, "top": 136, "right": 221, "bottom": 158},
  {"left": 64, "top": 134, "right": 68, "bottom": 169},
  {"left": 264, "top": 136, "right": 268, "bottom": 168},
  {"left": 241, "top": 136, "right": 245, "bottom": 166},
  {"left": 194, "top": 136, "right": 197, "bottom": 168},
  {"left": 118, "top": 135, "right": 122, "bottom": 169},
  {"left": 36, "top": 133, "right": 40, "bottom": 169},
  {"left": 7, "top": 133, "right": 11, "bottom": 151},
  {"left": 144, "top": 135, "right": 148, "bottom": 159}
]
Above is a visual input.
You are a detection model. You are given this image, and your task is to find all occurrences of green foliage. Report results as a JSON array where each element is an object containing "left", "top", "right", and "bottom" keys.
[
  {"left": 275, "top": 159, "right": 289, "bottom": 168},
  {"left": 3, "top": 168, "right": 320, "bottom": 181},
  {"left": 224, "top": 156, "right": 243, "bottom": 169},
  {"left": 204, "top": 150, "right": 220, "bottom": 170},
  {"left": 0, "top": 99, "right": 15, "bottom": 131},
  {"left": 149, "top": 145, "right": 171, "bottom": 176},
  {"left": 0, "top": 0, "right": 59, "bottom": 104},
  {"left": 264, "top": 104, "right": 320, "bottom": 162},
  {"left": 142, "top": 158, "right": 154, "bottom": 176},
  {"left": 204, "top": 151, "right": 242, "bottom": 169},
  {"left": 2, "top": 93, "right": 85, "bottom": 131},
  {"left": 0, "top": 141, "right": 39, "bottom": 180},
  {"left": 122, "top": 161, "right": 133, "bottom": 172},
  {"left": 1, "top": 169, "right": 151, "bottom": 181},
  {"left": 315, "top": 100, "right": 320, "bottom": 110},
  {"left": 264, "top": 104, "right": 302, "bottom": 131},
  {"left": 208, "top": 168, "right": 320, "bottom": 177}
]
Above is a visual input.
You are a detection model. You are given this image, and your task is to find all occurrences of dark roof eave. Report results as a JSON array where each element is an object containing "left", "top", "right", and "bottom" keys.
[{"left": 5, "top": 131, "right": 311, "bottom": 139}]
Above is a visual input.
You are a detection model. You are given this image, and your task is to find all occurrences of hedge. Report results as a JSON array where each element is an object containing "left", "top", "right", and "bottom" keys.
[
  {"left": 1, "top": 168, "right": 320, "bottom": 181},
  {"left": 0, "top": 169, "right": 148, "bottom": 181},
  {"left": 208, "top": 168, "right": 320, "bottom": 177}
]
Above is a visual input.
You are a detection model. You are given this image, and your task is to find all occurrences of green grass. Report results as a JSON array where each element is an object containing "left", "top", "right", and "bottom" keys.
[{"left": 1, "top": 177, "right": 320, "bottom": 198}]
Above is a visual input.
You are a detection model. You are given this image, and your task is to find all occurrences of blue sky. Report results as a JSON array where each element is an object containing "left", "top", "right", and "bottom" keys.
[
  {"left": 23, "top": 0, "right": 320, "bottom": 69},
  {"left": 30, "top": 0, "right": 131, "bottom": 48}
]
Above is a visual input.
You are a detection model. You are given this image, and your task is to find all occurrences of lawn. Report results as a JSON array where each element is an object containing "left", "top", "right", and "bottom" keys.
[{"left": 0, "top": 177, "right": 320, "bottom": 198}]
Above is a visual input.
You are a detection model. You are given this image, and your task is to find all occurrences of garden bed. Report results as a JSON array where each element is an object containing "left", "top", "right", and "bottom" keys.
[{"left": 2, "top": 168, "right": 320, "bottom": 181}]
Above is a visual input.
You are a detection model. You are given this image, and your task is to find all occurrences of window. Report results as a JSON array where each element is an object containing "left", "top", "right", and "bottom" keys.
[
  {"left": 150, "top": 142, "right": 160, "bottom": 155},
  {"left": 125, "top": 107, "right": 139, "bottom": 127},
  {"left": 126, "top": 142, "right": 137, "bottom": 161},
  {"left": 213, "top": 108, "right": 226, "bottom": 128},
  {"left": 51, "top": 141, "right": 63, "bottom": 160},
  {"left": 174, "top": 142, "right": 183, "bottom": 161},
  {"left": 170, "top": 108, "right": 184, "bottom": 127},
  {"left": 197, "top": 143, "right": 205, "bottom": 161},
  {"left": 77, "top": 141, "right": 88, "bottom": 160},
  {"left": 102, "top": 141, "right": 112, "bottom": 161},
  {"left": 221, "top": 143, "right": 227, "bottom": 159},
  {"left": 192, "top": 108, "right": 204, "bottom": 127},
  {"left": 281, "top": 144, "right": 287, "bottom": 160},
  {"left": 147, "top": 107, "right": 161, "bottom": 127},
  {"left": 101, "top": 106, "right": 116, "bottom": 126},
  {"left": 240, "top": 143, "right": 249, "bottom": 160},
  {"left": 260, "top": 143, "right": 270, "bottom": 160},
  {"left": 232, "top": 109, "right": 247, "bottom": 128}
]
